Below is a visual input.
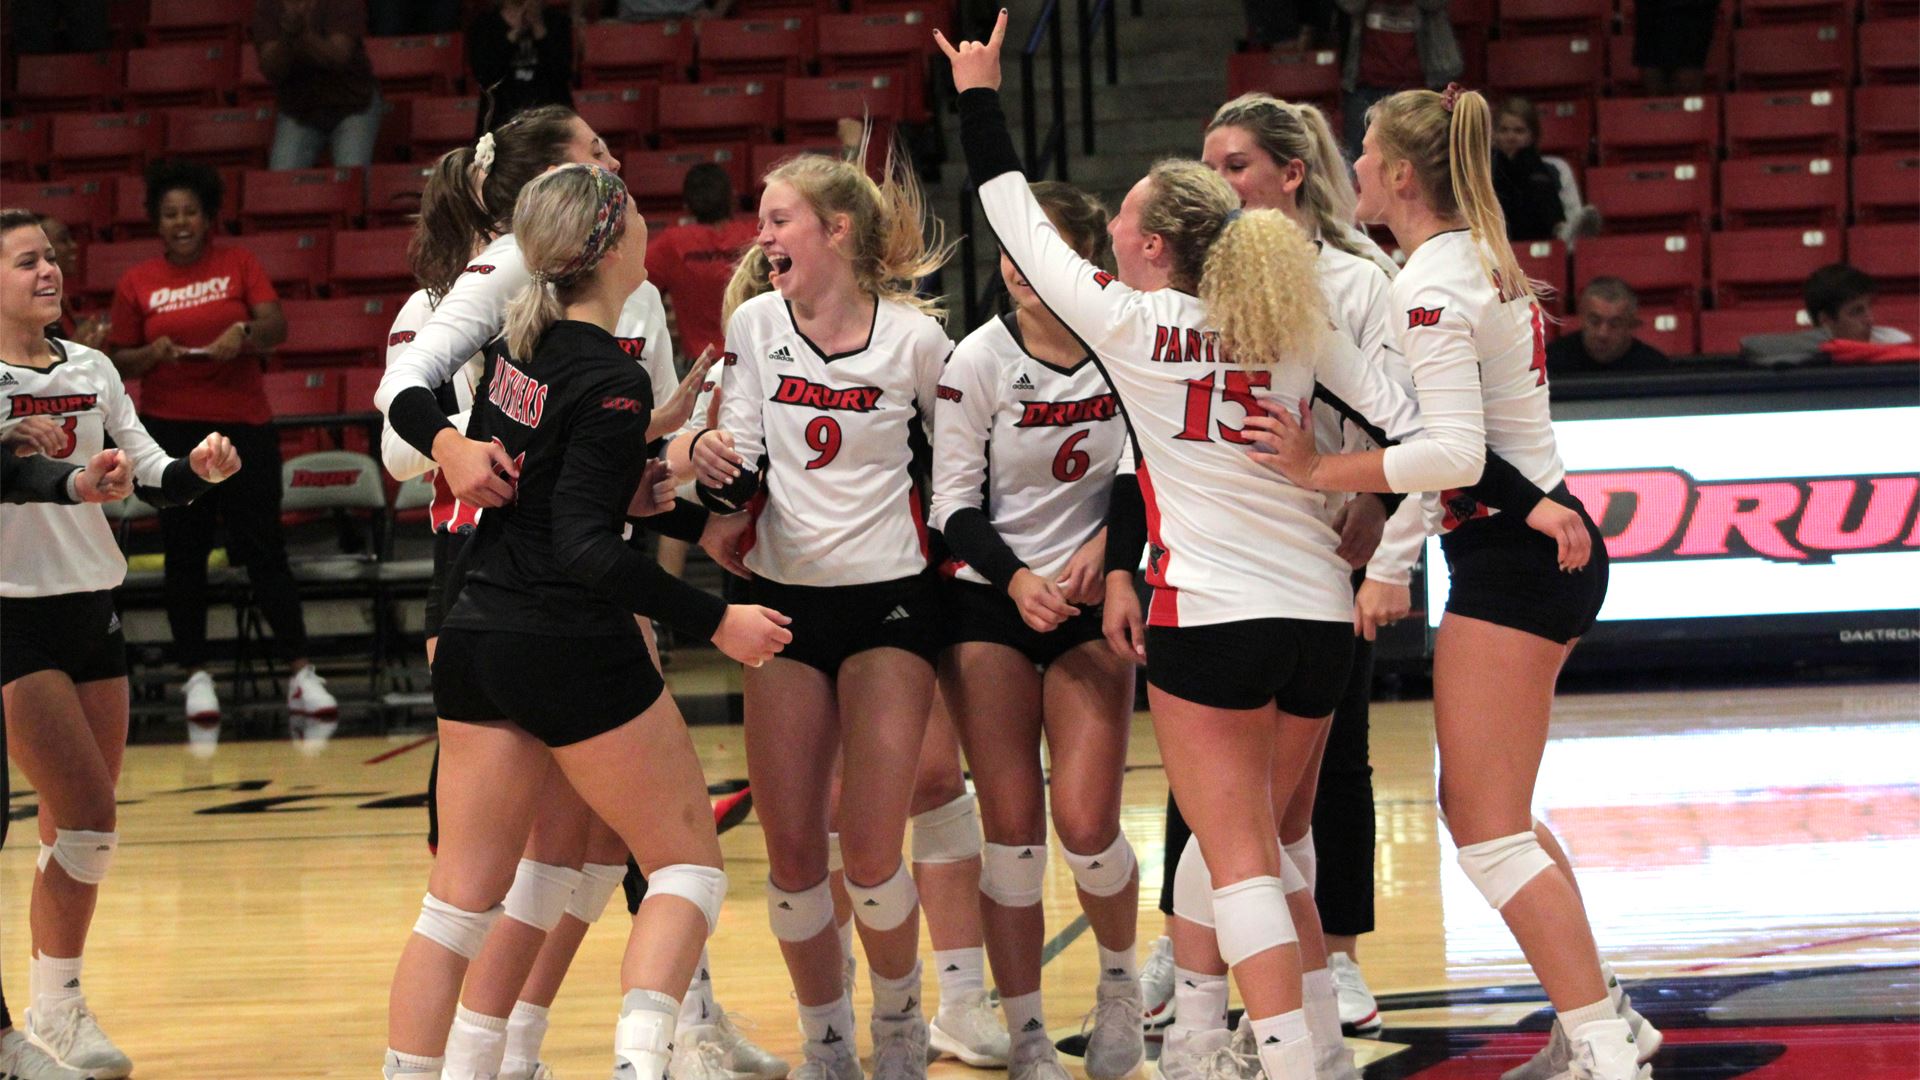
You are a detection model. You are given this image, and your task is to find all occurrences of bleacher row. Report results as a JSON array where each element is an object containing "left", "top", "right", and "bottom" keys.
[{"left": 1231, "top": 0, "right": 1920, "bottom": 354}]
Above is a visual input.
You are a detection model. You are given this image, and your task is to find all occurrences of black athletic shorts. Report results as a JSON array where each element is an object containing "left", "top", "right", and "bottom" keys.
[
  {"left": 1145, "top": 616, "right": 1354, "bottom": 715},
  {"left": 0, "top": 591, "right": 127, "bottom": 686},
  {"left": 422, "top": 527, "right": 474, "bottom": 640},
  {"left": 1439, "top": 484, "right": 1610, "bottom": 645},
  {"left": 748, "top": 572, "right": 943, "bottom": 675},
  {"left": 432, "top": 628, "right": 665, "bottom": 747},
  {"left": 943, "top": 578, "right": 1105, "bottom": 668}
]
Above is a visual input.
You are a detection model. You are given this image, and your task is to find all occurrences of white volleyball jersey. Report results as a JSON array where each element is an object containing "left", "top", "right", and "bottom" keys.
[
  {"left": 374, "top": 232, "right": 529, "bottom": 415},
  {"left": 1381, "top": 229, "right": 1564, "bottom": 529},
  {"left": 1, "top": 340, "right": 183, "bottom": 597},
  {"left": 613, "top": 280, "right": 680, "bottom": 416},
  {"left": 714, "top": 291, "right": 950, "bottom": 587},
  {"left": 931, "top": 313, "right": 1126, "bottom": 584},
  {"left": 976, "top": 171, "right": 1425, "bottom": 627}
]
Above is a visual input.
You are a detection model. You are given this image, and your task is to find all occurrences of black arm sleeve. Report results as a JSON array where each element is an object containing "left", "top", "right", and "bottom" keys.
[
  {"left": 1104, "top": 471, "right": 1147, "bottom": 576},
  {"left": 958, "top": 87, "right": 1027, "bottom": 184},
  {"left": 940, "top": 507, "right": 1028, "bottom": 592},
  {"left": 135, "top": 456, "right": 215, "bottom": 509},
  {"left": 389, "top": 385, "right": 458, "bottom": 458},
  {"left": 1, "top": 453, "right": 78, "bottom": 505},
  {"left": 553, "top": 382, "right": 728, "bottom": 642},
  {"left": 1465, "top": 453, "right": 1552, "bottom": 516},
  {"left": 637, "top": 499, "right": 710, "bottom": 543}
]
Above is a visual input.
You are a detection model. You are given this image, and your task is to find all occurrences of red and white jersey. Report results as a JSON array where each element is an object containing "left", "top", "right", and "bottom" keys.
[
  {"left": 374, "top": 232, "right": 529, "bottom": 415},
  {"left": 613, "top": 280, "right": 680, "bottom": 415},
  {"left": 381, "top": 288, "right": 485, "bottom": 534},
  {"left": 977, "top": 172, "right": 1425, "bottom": 626},
  {"left": 1, "top": 341, "right": 183, "bottom": 597},
  {"left": 931, "top": 313, "right": 1127, "bottom": 584},
  {"left": 1381, "top": 229, "right": 1564, "bottom": 524},
  {"left": 714, "top": 291, "right": 950, "bottom": 586}
]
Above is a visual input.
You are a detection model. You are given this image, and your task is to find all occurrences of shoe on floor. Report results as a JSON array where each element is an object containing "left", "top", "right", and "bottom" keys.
[
  {"left": 0, "top": 1029, "right": 90, "bottom": 1080},
  {"left": 1328, "top": 952, "right": 1381, "bottom": 1037},
  {"left": 1139, "top": 936, "right": 1176, "bottom": 1033},
  {"left": 1082, "top": 978, "right": 1146, "bottom": 1079},
  {"left": 184, "top": 668, "right": 220, "bottom": 723},
  {"left": 930, "top": 988, "right": 1010, "bottom": 1068},
  {"left": 25, "top": 1003, "right": 132, "bottom": 1080},
  {"left": 287, "top": 664, "right": 337, "bottom": 718}
]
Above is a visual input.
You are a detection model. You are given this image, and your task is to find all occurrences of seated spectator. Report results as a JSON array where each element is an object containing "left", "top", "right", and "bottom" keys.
[
  {"left": 1805, "top": 264, "right": 1914, "bottom": 345},
  {"left": 616, "top": 0, "right": 734, "bottom": 20},
  {"left": 1337, "top": 0, "right": 1463, "bottom": 157},
  {"left": 1547, "top": 278, "right": 1671, "bottom": 375},
  {"left": 469, "top": 0, "right": 577, "bottom": 136},
  {"left": 645, "top": 164, "right": 759, "bottom": 361},
  {"left": 1494, "top": 97, "right": 1599, "bottom": 244},
  {"left": 253, "top": 0, "right": 382, "bottom": 170},
  {"left": 104, "top": 160, "right": 333, "bottom": 728},
  {"left": 35, "top": 214, "right": 110, "bottom": 350}
]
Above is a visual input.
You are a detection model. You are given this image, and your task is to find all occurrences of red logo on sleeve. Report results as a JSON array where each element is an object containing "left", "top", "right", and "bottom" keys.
[
  {"left": 463, "top": 264, "right": 497, "bottom": 275},
  {"left": 936, "top": 384, "right": 964, "bottom": 403},
  {"left": 1407, "top": 306, "right": 1444, "bottom": 329},
  {"left": 615, "top": 337, "right": 647, "bottom": 358},
  {"left": 1092, "top": 270, "right": 1115, "bottom": 289},
  {"left": 388, "top": 331, "right": 416, "bottom": 347}
]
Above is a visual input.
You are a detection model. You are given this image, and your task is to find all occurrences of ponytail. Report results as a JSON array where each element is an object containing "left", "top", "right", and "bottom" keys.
[
  {"left": 503, "top": 279, "right": 565, "bottom": 362},
  {"left": 1200, "top": 209, "right": 1326, "bottom": 368},
  {"left": 722, "top": 245, "right": 772, "bottom": 327},
  {"left": 1446, "top": 90, "right": 1533, "bottom": 302},
  {"left": 410, "top": 146, "right": 491, "bottom": 301},
  {"left": 500, "top": 163, "right": 631, "bottom": 362}
]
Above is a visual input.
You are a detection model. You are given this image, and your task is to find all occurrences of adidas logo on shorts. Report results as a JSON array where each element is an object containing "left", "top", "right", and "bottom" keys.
[
  {"left": 770, "top": 345, "right": 795, "bottom": 363},
  {"left": 1012, "top": 372, "right": 1036, "bottom": 390},
  {"left": 107, "top": 612, "right": 121, "bottom": 634},
  {"left": 883, "top": 605, "right": 911, "bottom": 622}
]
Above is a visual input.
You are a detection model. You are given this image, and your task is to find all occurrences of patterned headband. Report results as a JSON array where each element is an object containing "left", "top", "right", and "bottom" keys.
[
  {"left": 1440, "top": 82, "right": 1466, "bottom": 113},
  {"left": 535, "top": 165, "right": 630, "bottom": 289}
]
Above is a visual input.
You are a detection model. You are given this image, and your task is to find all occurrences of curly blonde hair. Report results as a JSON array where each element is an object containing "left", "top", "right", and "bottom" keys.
[{"left": 1140, "top": 160, "right": 1325, "bottom": 368}]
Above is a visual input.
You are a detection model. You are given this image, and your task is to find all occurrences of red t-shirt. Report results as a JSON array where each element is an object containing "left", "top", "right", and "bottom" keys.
[
  {"left": 107, "top": 244, "right": 278, "bottom": 425},
  {"left": 644, "top": 216, "right": 758, "bottom": 361},
  {"left": 1357, "top": 4, "right": 1423, "bottom": 90}
]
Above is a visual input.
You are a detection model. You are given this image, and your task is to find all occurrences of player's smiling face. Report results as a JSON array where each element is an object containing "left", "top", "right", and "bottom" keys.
[
  {"left": 1201, "top": 124, "right": 1303, "bottom": 215},
  {"left": 756, "top": 180, "right": 841, "bottom": 301},
  {"left": 1, "top": 224, "right": 63, "bottom": 329},
  {"left": 562, "top": 117, "right": 620, "bottom": 173}
]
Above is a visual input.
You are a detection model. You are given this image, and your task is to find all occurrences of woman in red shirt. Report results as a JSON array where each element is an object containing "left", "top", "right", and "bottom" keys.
[{"left": 106, "top": 159, "right": 331, "bottom": 731}]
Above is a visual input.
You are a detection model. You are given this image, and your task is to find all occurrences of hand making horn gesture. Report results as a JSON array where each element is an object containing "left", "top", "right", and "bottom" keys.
[{"left": 933, "top": 9, "right": 1008, "bottom": 93}]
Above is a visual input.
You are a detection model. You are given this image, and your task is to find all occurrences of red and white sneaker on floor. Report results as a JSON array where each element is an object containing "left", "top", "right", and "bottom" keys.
[
  {"left": 184, "top": 669, "right": 221, "bottom": 723},
  {"left": 1139, "top": 936, "right": 1176, "bottom": 1035},
  {"left": 1328, "top": 953, "right": 1382, "bottom": 1037},
  {"left": 287, "top": 665, "right": 337, "bottom": 718}
]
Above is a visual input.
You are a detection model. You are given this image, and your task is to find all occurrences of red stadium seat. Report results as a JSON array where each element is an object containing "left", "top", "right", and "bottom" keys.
[
  {"left": 1859, "top": 18, "right": 1920, "bottom": 84},
  {"left": 79, "top": 238, "right": 153, "bottom": 301},
  {"left": 2, "top": 118, "right": 52, "bottom": 181},
  {"left": 1856, "top": 85, "right": 1920, "bottom": 151},
  {"left": 1500, "top": 0, "right": 1610, "bottom": 36},
  {"left": 1852, "top": 151, "right": 1920, "bottom": 222},
  {"left": 329, "top": 227, "right": 416, "bottom": 295},
  {"left": 247, "top": 230, "right": 332, "bottom": 298},
  {"left": 1733, "top": 23, "right": 1852, "bottom": 89},
  {"left": 1723, "top": 89, "right": 1847, "bottom": 159},
  {"left": 1489, "top": 35, "right": 1605, "bottom": 97},
  {"left": 50, "top": 111, "right": 165, "bottom": 177},
  {"left": 263, "top": 368, "right": 345, "bottom": 416},
  {"left": 276, "top": 298, "right": 400, "bottom": 368},
  {"left": 14, "top": 52, "right": 124, "bottom": 113},
  {"left": 1607, "top": 30, "right": 1731, "bottom": 92},
  {"left": 815, "top": 10, "right": 937, "bottom": 121},
  {"left": 572, "top": 85, "right": 659, "bottom": 153},
  {"left": 1738, "top": 0, "right": 1856, "bottom": 24},
  {"left": 783, "top": 73, "right": 906, "bottom": 140},
  {"left": 1574, "top": 232, "right": 1705, "bottom": 310},
  {"left": 366, "top": 163, "right": 436, "bottom": 226},
  {"left": 1514, "top": 239, "right": 1570, "bottom": 314},
  {"left": 698, "top": 16, "right": 816, "bottom": 78},
  {"left": 366, "top": 34, "right": 465, "bottom": 97},
  {"left": 341, "top": 367, "right": 385, "bottom": 415},
  {"left": 17, "top": 180, "right": 114, "bottom": 240},
  {"left": 1225, "top": 50, "right": 1342, "bottom": 107},
  {"left": 1585, "top": 161, "right": 1714, "bottom": 232},
  {"left": 237, "top": 45, "right": 274, "bottom": 104},
  {"left": 1719, "top": 155, "right": 1848, "bottom": 229},
  {"left": 1596, "top": 95, "right": 1720, "bottom": 164},
  {"left": 1636, "top": 308, "right": 1698, "bottom": 356},
  {"left": 656, "top": 79, "right": 781, "bottom": 146},
  {"left": 239, "top": 167, "right": 365, "bottom": 232},
  {"left": 1698, "top": 305, "right": 1808, "bottom": 353},
  {"left": 146, "top": 0, "right": 252, "bottom": 43},
  {"left": 1849, "top": 223, "right": 1920, "bottom": 284},
  {"left": 581, "top": 20, "right": 695, "bottom": 85},
  {"left": 1709, "top": 227, "right": 1844, "bottom": 306},
  {"left": 1866, "top": 0, "right": 1919, "bottom": 14},
  {"left": 125, "top": 43, "right": 239, "bottom": 107},
  {"left": 1533, "top": 99, "right": 1593, "bottom": 162},
  {"left": 112, "top": 174, "right": 150, "bottom": 234},
  {"left": 404, "top": 96, "right": 483, "bottom": 161},
  {"left": 163, "top": 106, "right": 275, "bottom": 168},
  {"left": 622, "top": 144, "right": 751, "bottom": 212}
]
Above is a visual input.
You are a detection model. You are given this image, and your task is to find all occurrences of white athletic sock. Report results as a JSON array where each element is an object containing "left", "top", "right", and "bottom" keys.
[
  {"left": 501, "top": 1001, "right": 551, "bottom": 1076},
  {"left": 1301, "top": 969, "right": 1345, "bottom": 1060},
  {"left": 1098, "top": 942, "right": 1139, "bottom": 983},
  {"left": 1249, "top": 1010, "right": 1313, "bottom": 1080},
  {"left": 1169, "top": 967, "right": 1229, "bottom": 1037},
  {"left": 799, "top": 995, "right": 857, "bottom": 1055},
  {"left": 679, "top": 948, "right": 719, "bottom": 1027},
  {"left": 933, "top": 947, "right": 985, "bottom": 1003},
  {"left": 1560, "top": 996, "right": 1616, "bottom": 1033},
  {"left": 384, "top": 1048, "right": 445, "bottom": 1079},
  {"left": 444, "top": 1005, "right": 509, "bottom": 1080},
  {"left": 870, "top": 960, "right": 924, "bottom": 1021},
  {"left": 30, "top": 953, "right": 83, "bottom": 1018},
  {"left": 1001, "top": 989, "right": 1048, "bottom": 1047}
]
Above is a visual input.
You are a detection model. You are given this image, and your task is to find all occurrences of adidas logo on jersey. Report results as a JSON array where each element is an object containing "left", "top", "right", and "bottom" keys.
[
  {"left": 770, "top": 345, "right": 796, "bottom": 363},
  {"left": 883, "top": 605, "right": 911, "bottom": 622},
  {"left": 0, "top": 371, "right": 16, "bottom": 387},
  {"left": 1012, "top": 372, "right": 1036, "bottom": 390}
]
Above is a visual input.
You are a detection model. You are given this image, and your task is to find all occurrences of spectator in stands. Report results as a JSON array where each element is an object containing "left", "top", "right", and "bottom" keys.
[
  {"left": 470, "top": 0, "right": 579, "bottom": 137},
  {"left": 253, "top": 0, "right": 383, "bottom": 170},
  {"left": 103, "top": 160, "right": 332, "bottom": 728},
  {"left": 1805, "top": 264, "right": 1914, "bottom": 345},
  {"left": 645, "top": 164, "right": 757, "bottom": 362},
  {"left": 616, "top": 0, "right": 735, "bottom": 21},
  {"left": 8, "top": 0, "right": 108, "bottom": 52},
  {"left": 1633, "top": 0, "right": 1719, "bottom": 95},
  {"left": 35, "top": 215, "right": 110, "bottom": 350},
  {"left": 1547, "top": 278, "right": 1671, "bottom": 375},
  {"left": 1335, "top": 0, "right": 1462, "bottom": 156},
  {"left": 369, "top": 0, "right": 465, "bottom": 35},
  {"left": 1492, "top": 97, "right": 1602, "bottom": 245}
]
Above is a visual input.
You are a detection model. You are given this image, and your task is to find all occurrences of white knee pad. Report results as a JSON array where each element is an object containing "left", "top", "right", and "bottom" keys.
[
  {"left": 846, "top": 861, "right": 919, "bottom": 932},
  {"left": 503, "top": 860, "right": 584, "bottom": 932},
  {"left": 1211, "top": 876, "right": 1296, "bottom": 967},
  {"left": 1277, "top": 844, "right": 1310, "bottom": 895},
  {"left": 1061, "top": 832, "right": 1136, "bottom": 898},
  {"left": 910, "top": 793, "right": 983, "bottom": 865},
  {"left": 646, "top": 863, "right": 728, "bottom": 935},
  {"left": 1456, "top": 830, "right": 1554, "bottom": 910},
  {"left": 1283, "top": 832, "right": 1317, "bottom": 894},
  {"left": 414, "top": 892, "right": 504, "bottom": 959},
  {"left": 767, "top": 877, "right": 836, "bottom": 942},
  {"left": 826, "top": 832, "right": 844, "bottom": 874},
  {"left": 566, "top": 862, "right": 628, "bottom": 923},
  {"left": 35, "top": 829, "right": 117, "bottom": 886},
  {"left": 979, "top": 841, "right": 1047, "bottom": 908},
  {"left": 1170, "top": 834, "right": 1215, "bottom": 928}
]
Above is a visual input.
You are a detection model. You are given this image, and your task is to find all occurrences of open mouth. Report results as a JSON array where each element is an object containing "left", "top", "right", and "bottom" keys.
[{"left": 767, "top": 252, "right": 793, "bottom": 278}]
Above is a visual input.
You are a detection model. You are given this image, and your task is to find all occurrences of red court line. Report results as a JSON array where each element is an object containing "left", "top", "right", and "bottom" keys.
[
  {"left": 1678, "top": 925, "right": 1920, "bottom": 972},
  {"left": 363, "top": 735, "right": 436, "bottom": 765}
]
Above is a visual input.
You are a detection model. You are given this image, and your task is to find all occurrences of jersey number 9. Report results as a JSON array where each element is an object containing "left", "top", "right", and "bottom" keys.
[{"left": 804, "top": 416, "right": 842, "bottom": 470}]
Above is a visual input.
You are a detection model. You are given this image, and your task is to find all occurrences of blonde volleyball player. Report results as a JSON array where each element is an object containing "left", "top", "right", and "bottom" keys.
[
  {"left": 0, "top": 209, "right": 240, "bottom": 1079},
  {"left": 1239, "top": 85, "right": 1653, "bottom": 1080},
  {"left": 928, "top": 180, "right": 1143, "bottom": 1080},
  {"left": 690, "top": 143, "right": 956, "bottom": 1080}
]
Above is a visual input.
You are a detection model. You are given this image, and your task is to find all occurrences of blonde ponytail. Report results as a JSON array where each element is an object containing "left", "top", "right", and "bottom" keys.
[
  {"left": 499, "top": 163, "right": 632, "bottom": 361},
  {"left": 722, "top": 244, "right": 772, "bottom": 327},
  {"left": 1200, "top": 209, "right": 1326, "bottom": 368},
  {"left": 503, "top": 280, "right": 565, "bottom": 362}
]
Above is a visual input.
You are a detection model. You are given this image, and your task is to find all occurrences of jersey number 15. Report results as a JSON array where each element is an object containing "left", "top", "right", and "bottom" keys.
[{"left": 1173, "top": 370, "right": 1273, "bottom": 445}]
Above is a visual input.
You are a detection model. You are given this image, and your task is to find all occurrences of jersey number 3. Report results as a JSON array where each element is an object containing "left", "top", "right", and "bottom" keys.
[
  {"left": 1174, "top": 370, "right": 1273, "bottom": 444},
  {"left": 51, "top": 417, "right": 79, "bottom": 459}
]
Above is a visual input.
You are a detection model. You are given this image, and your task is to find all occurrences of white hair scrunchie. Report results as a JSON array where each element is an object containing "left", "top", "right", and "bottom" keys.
[{"left": 473, "top": 132, "right": 497, "bottom": 178}]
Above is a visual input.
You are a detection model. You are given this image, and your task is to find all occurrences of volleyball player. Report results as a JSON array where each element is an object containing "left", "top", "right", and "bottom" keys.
[
  {"left": 928, "top": 179, "right": 1143, "bottom": 1080},
  {"left": 689, "top": 143, "right": 955, "bottom": 1080},
  {"left": 1239, "top": 85, "right": 1655, "bottom": 1080},
  {"left": 1, "top": 209, "right": 241, "bottom": 1079}
]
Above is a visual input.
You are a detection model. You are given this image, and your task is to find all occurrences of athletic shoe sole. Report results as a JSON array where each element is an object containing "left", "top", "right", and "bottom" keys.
[
  {"left": 1341, "top": 1009, "right": 1383, "bottom": 1037},
  {"left": 928, "top": 1023, "right": 1009, "bottom": 1069}
]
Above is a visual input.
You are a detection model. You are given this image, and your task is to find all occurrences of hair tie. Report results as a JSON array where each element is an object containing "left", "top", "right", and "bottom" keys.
[
  {"left": 1224, "top": 208, "right": 1245, "bottom": 227},
  {"left": 473, "top": 132, "right": 497, "bottom": 177},
  {"left": 1440, "top": 82, "right": 1465, "bottom": 113}
]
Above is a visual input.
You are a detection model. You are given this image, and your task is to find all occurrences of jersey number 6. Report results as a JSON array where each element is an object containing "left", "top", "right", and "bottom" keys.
[
  {"left": 1174, "top": 370, "right": 1273, "bottom": 445},
  {"left": 1052, "top": 429, "right": 1092, "bottom": 482},
  {"left": 804, "top": 416, "right": 842, "bottom": 470}
]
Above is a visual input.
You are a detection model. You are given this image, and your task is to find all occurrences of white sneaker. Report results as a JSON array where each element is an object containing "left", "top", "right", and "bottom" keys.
[
  {"left": 1326, "top": 953, "right": 1380, "bottom": 1037},
  {"left": 1081, "top": 979, "right": 1146, "bottom": 1080},
  {"left": 25, "top": 1004, "right": 132, "bottom": 1079},
  {"left": 792, "top": 1045, "right": 862, "bottom": 1080},
  {"left": 710, "top": 1011, "right": 790, "bottom": 1080},
  {"left": 1008, "top": 1036, "right": 1072, "bottom": 1080},
  {"left": 674, "top": 1024, "right": 749, "bottom": 1080},
  {"left": 869, "top": 1015, "right": 930, "bottom": 1080},
  {"left": 930, "top": 988, "right": 1009, "bottom": 1068},
  {"left": 184, "top": 669, "right": 221, "bottom": 723},
  {"left": 287, "top": 664, "right": 338, "bottom": 718},
  {"left": 0, "top": 1029, "right": 89, "bottom": 1080},
  {"left": 1503, "top": 969, "right": 1661, "bottom": 1080},
  {"left": 501, "top": 1064, "right": 557, "bottom": 1080},
  {"left": 1604, "top": 963, "right": 1662, "bottom": 1063},
  {"left": 612, "top": 1006, "right": 675, "bottom": 1080},
  {"left": 1154, "top": 1028, "right": 1232, "bottom": 1080},
  {"left": 1139, "top": 937, "right": 1176, "bottom": 1033},
  {"left": 1565, "top": 1019, "right": 1647, "bottom": 1080}
]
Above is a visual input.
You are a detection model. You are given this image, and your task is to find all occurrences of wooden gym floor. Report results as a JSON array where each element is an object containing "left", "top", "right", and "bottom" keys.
[{"left": 5, "top": 676, "right": 1917, "bottom": 1078}]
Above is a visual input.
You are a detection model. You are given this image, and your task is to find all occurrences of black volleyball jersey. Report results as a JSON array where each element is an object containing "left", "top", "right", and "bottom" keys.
[{"left": 439, "top": 319, "right": 726, "bottom": 641}]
